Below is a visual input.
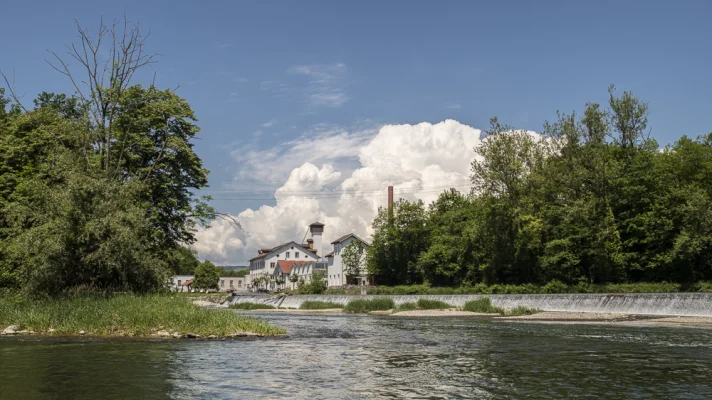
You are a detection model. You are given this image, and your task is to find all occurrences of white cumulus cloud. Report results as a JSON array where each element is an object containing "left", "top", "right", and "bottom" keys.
[{"left": 194, "top": 120, "right": 485, "bottom": 264}]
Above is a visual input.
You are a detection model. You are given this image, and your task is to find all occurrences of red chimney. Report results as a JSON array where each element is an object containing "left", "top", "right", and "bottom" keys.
[{"left": 387, "top": 186, "right": 394, "bottom": 209}]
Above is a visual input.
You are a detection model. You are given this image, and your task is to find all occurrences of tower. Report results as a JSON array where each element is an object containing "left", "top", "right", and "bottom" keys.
[{"left": 309, "top": 222, "right": 325, "bottom": 260}]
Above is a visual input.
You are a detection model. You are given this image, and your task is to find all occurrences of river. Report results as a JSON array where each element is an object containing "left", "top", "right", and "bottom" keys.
[{"left": 1, "top": 312, "right": 711, "bottom": 399}]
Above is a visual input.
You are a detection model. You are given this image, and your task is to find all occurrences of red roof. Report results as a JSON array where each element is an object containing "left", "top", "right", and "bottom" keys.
[
  {"left": 182, "top": 279, "right": 193, "bottom": 286},
  {"left": 276, "top": 260, "right": 308, "bottom": 274}
]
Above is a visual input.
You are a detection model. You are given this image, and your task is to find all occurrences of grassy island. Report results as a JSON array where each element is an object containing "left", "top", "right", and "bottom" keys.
[{"left": 0, "top": 295, "right": 285, "bottom": 338}]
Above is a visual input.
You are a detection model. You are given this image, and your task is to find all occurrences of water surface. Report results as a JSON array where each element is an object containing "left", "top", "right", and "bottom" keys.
[{"left": 1, "top": 313, "right": 711, "bottom": 399}]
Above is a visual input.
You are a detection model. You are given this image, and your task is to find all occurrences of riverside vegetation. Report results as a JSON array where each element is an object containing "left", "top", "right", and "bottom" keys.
[
  {"left": 0, "top": 17, "right": 281, "bottom": 337},
  {"left": 365, "top": 87, "right": 712, "bottom": 290},
  {"left": 0, "top": 295, "right": 285, "bottom": 337}
]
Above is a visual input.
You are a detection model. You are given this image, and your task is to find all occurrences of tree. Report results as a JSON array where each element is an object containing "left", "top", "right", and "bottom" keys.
[
  {"left": 367, "top": 199, "right": 428, "bottom": 285},
  {"left": 297, "top": 271, "right": 326, "bottom": 294},
  {"left": 341, "top": 240, "right": 367, "bottom": 281},
  {"left": 170, "top": 247, "right": 200, "bottom": 275},
  {"left": 193, "top": 261, "right": 219, "bottom": 291},
  {"left": 0, "top": 16, "right": 239, "bottom": 295}
]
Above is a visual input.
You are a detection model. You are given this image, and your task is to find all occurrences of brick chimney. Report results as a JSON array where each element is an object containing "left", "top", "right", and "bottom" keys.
[
  {"left": 388, "top": 186, "right": 394, "bottom": 209},
  {"left": 307, "top": 238, "right": 314, "bottom": 249}
]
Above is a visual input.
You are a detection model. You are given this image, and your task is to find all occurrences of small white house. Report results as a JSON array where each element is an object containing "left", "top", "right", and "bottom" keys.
[
  {"left": 327, "top": 233, "right": 370, "bottom": 287},
  {"left": 168, "top": 275, "right": 246, "bottom": 292}
]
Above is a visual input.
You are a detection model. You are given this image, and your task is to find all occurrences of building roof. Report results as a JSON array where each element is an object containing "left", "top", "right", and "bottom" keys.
[
  {"left": 182, "top": 279, "right": 193, "bottom": 286},
  {"left": 275, "top": 260, "right": 308, "bottom": 274},
  {"left": 330, "top": 233, "right": 370, "bottom": 245},
  {"left": 309, "top": 221, "right": 325, "bottom": 227},
  {"left": 325, "top": 251, "right": 334, "bottom": 258},
  {"left": 249, "top": 241, "right": 320, "bottom": 262}
]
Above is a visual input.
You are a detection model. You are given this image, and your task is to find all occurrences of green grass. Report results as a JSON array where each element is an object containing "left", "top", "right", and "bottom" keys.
[
  {"left": 299, "top": 301, "right": 343, "bottom": 310},
  {"left": 324, "top": 281, "right": 712, "bottom": 295},
  {"left": 462, "top": 298, "right": 503, "bottom": 314},
  {"left": 343, "top": 298, "right": 395, "bottom": 313},
  {"left": 415, "top": 298, "right": 453, "bottom": 309},
  {"left": 462, "top": 298, "right": 539, "bottom": 316},
  {"left": 0, "top": 295, "right": 284, "bottom": 337},
  {"left": 395, "top": 302, "right": 417, "bottom": 311},
  {"left": 228, "top": 302, "right": 276, "bottom": 310}
]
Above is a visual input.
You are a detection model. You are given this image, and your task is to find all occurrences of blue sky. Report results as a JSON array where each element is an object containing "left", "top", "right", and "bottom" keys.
[{"left": 3, "top": 1, "right": 711, "bottom": 262}]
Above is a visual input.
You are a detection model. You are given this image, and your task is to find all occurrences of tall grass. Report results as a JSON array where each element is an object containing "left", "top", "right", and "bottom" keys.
[
  {"left": 228, "top": 302, "right": 276, "bottom": 310},
  {"left": 462, "top": 298, "right": 539, "bottom": 316},
  {"left": 344, "top": 298, "right": 395, "bottom": 313},
  {"left": 416, "top": 299, "right": 452, "bottom": 309},
  {"left": 463, "top": 298, "right": 502, "bottom": 314},
  {"left": 0, "top": 295, "right": 284, "bottom": 337},
  {"left": 299, "top": 301, "right": 343, "bottom": 310}
]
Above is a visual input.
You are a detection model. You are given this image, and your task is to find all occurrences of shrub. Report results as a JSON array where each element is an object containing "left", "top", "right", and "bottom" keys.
[
  {"left": 503, "top": 306, "right": 540, "bottom": 316},
  {"left": 344, "top": 298, "right": 395, "bottom": 313},
  {"left": 463, "top": 298, "right": 502, "bottom": 314},
  {"left": 396, "top": 302, "right": 417, "bottom": 311},
  {"left": 299, "top": 301, "right": 343, "bottom": 310},
  {"left": 542, "top": 280, "right": 570, "bottom": 294},
  {"left": 228, "top": 302, "right": 275, "bottom": 310},
  {"left": 416, "top": 299, "right": 452, "bottom": 309}
]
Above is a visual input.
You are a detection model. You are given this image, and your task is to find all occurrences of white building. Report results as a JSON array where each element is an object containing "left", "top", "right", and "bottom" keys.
[
  {"left": 326, "top": 233, "right": 370, "bottom": 287},
  {"left": 248, "top": 222, "right": 325, "bottom": 291},
  {"left": 167, "top": 275, "right": 246, "bottom": 292}
]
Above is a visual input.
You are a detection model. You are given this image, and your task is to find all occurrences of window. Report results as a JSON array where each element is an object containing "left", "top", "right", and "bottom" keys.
[
  {"left": 230, "top": 280, "right": 234, "bottom": 287},
  {"left": 178, "top": 280, "right": 182, "bottom": 286},
  {"left": 295, "top": 251, "right": 300, "bottom": 258},
  {"left": 286, "top": 252, "right": 290, "bottom": 258},
  {"left": 238, "top": 281, "right": 242, "bottom": 288},
  {"left": 270, "top": 262, "right": 275, "bottom": 269},
  {"left": 305, "top": 255, "right": 308, "bottom": 258},
  {"left": 221, "top": 280, "right": 225, "bottom": 288}
]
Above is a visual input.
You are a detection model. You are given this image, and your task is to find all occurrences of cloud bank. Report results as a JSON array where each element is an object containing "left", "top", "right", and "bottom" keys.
[{"left": 195, "top": 120, "right": 484, "bottom": 264}]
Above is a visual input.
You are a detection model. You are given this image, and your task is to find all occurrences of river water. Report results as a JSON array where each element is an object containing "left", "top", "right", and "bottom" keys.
[{"left": 1, "top": 312, "right": 711, "bottom": 399}]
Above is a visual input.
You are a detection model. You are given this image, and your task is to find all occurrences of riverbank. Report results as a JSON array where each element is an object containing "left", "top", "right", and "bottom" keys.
[{"left": 0, "top": 295, "right": 285, "bottom": 338}]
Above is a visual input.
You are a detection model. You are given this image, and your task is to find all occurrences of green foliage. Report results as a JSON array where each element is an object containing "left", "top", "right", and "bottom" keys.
[
  {"left": 217, "top": 268, "right": 249, "bottom": 277},
  {"left": 0, "top": 295, "right": 284, "bottom": 336},
  {"left": 463, "top": 298, "right": 501, "bottom": 314},
  {"left": 395, "top": 302, "right": 417, "bottom": 311},
  {"left": 228, "top": 302, "right": 276, "bottom": 310},
  {"left": 367, "top": 199, "right": 429, "bottom": 285},
  {"left": 299, "top": 300, "right": 343, "bottom": 310},
  {"left": 343, "top": 298, "right": 395, "bottom": 313},
  {"left": 415, "top": 298, "right": 452, "bottom": 309},
  {"left": 193, "top": 261, "right": 219, "bottom": 291},
  {"left": 170, "top": 247, "right": 200, "bottom": 275},
  {"left": 296, "top": 271, "right": 327, "bottom": 294},
  {"left": 364, "top": 87, "right": 712, "bottom": 289},
  {"left": 341, "top": 240, "right": 367, "bottom": 278},
  {"left": 0, "top": 23, "right": 220, "bottom": 297}
]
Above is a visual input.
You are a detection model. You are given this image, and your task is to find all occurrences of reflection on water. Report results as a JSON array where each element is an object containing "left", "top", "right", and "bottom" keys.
[{"left": 1, "top": 313, "right": 712, "bottom": 399}]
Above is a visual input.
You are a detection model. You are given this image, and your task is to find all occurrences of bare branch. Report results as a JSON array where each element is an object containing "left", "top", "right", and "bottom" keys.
[{"left": 0, "top": 69, "right": 28, "bottom": 112}]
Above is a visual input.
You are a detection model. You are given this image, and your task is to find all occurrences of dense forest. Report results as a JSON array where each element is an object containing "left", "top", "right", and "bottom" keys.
[
  {"left": 0, "top": 20, "right": 223, "bottom": 296},
  {"left": 368, "top": 87, "right": 712, "bottom": 288}
]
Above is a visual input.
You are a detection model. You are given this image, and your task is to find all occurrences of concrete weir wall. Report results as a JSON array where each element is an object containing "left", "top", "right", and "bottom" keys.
[{"left": 230, "top": 293, "right": 712, "bottom": 317}]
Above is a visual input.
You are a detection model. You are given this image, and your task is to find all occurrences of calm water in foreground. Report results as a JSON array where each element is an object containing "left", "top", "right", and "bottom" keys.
[{"left": 1, "top": 312, "right": 711, "bottom": 399}]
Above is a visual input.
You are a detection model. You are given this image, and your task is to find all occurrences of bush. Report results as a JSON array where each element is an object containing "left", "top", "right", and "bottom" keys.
[
  {"left": 299, "top": 301, "right": 343, "bottom": 310},
  {"left": 416, "top": 298, "right": 452, "bottom": 309},
  {"left": 395, "top": 302, "right": 417, "bottom": 311},
  {"left": 344, "top": 298, "right": 395, "bottom": 313},
  {"left": 228, "top": 302, "right": 275, "bottom": 310},
  {"left": 542, "top": 280, "right": 570, "bottom": 294},
  {"left": 463, "top": 298, "right": 502, "bottom": 314},
  {"left": 503, "top": 306, "right": 540, "bottom": 316},
  {"left": 296, "top": 271, "right": 327, "bottom": 294}
]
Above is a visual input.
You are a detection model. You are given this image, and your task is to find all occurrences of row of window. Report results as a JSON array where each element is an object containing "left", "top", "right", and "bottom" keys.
[{"left": 220, "top": 279, "right": 242, "bottom": 288}]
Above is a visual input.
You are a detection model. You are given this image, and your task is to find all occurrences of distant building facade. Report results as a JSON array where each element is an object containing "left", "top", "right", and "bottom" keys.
[
  {"left": 327, "top": 233, "right": 370, "bottom": 287},
  {"left": 167, "top": 275, "right": 246, "bottom": 292}
]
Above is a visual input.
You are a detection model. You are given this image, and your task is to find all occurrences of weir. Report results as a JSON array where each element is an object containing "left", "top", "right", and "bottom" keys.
[{"left": 230, "top": 293, "right": 712, "bottom": 317}]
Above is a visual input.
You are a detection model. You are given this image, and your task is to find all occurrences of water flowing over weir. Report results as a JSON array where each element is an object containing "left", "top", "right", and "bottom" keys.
[{"left": 230, "top": 293, "right": 712, "bottom": 316}]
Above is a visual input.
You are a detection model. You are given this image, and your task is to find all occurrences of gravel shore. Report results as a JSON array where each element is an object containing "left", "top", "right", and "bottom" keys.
[
  {"left": 645, "top": 316, "right": 712, "bottom": 324},
  {"left": 497, "top": 311, "right": 632, "bottom": 321},
  {"left": 391, "top": 309, "right": 494, "bottom": 317}
]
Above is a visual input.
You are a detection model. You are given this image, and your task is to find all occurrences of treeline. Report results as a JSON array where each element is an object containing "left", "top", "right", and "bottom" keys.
[
  {"left": 368, "top": 87, "right": 712, "bottom": 287},
  {"left": 0, "top": 19, "right": 218, "bottom": 296}
]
